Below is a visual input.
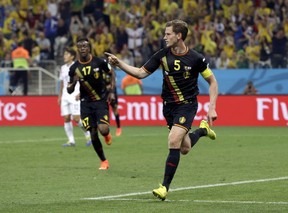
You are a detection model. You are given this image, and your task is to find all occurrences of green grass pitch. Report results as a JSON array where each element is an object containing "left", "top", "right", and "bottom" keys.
[{"left": 0, "top": 126, "right": 288, "bottom": 213}]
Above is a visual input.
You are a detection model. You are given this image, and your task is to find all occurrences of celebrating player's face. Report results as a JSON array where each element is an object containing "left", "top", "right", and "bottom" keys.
[
  {"left": 77, "top": 41, "right": 90, "bottom": 57},
  {"left": 164, "top": 26, "right": 178, "bottom": 48}
]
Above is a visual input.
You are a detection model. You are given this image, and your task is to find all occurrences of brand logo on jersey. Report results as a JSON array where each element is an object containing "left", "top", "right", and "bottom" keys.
[
  {"left": 184, "top": 66, "right": 192, "bottom": 70},
  {"left": 93, "top": 68, "right": 99, "bottom": 72},
  {"left": 164, "top": 71, "right": 169, "bottom": 75},
  {"left": 179, "top": 116, "right": 186, "bottom": 124},
  {"left": 104, "top": 115, "right": 108, "bottom": 120}
]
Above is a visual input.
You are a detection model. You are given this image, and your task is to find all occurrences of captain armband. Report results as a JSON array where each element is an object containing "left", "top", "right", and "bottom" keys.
[{"left": 200, "top": 67, "right": 213, "bottom": 78}]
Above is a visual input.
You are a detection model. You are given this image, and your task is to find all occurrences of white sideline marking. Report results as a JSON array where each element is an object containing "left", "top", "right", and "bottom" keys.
[
  {"left": 1, "top": 133, "right": 287, "bottom": 144},
  {"left": 192, "top": 200, "right": 288, "bottom": 205},
  {"left": 82, "top": 176, "right": 288, "bottom": 201},
  {"left": 0, "top": 133, "right": 166, "bottom": 144},
  {"left": 94, "top": 198, "right": 288, "bottom": 205},
  {"left": 0, "top": 137, "right": 67, "bottom": 144}
]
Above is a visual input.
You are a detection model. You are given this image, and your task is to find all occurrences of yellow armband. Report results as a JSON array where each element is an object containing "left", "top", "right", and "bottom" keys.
[{"left": 200, "top": 67, "right": 213, "bottom": 78}]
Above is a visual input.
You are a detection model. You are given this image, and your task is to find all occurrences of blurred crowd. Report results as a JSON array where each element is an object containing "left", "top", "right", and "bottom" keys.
[{"left": 0, "top": 0, "right": 288, "bottom": 69}]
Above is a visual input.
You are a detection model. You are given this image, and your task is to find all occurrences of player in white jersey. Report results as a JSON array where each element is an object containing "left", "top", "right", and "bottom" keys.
[{"left": 58, "top": 47, "right": 91, "bottom": 147}]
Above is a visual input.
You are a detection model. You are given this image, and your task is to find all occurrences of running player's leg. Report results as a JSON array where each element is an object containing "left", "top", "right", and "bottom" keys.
[
  {"left": 153, "top": 103, "right": 192, "bottom": 200},
  {"left": 81, "top": 101, "right": 109, "bottom": 169},
  {"left": 111, "top": 94, "right": 121, "bottom": 136},
  {"left": 96, "top": 101, "right": 112, "bottom": 145},
  {"left": 61, "top": 99, "right": 75, "bottom": 146},
  {"left": 71, "top": 100, "right": 91, "bottom": 146},
  {"left": 182, "top": 119, "right": 216, "bottom": 152}
]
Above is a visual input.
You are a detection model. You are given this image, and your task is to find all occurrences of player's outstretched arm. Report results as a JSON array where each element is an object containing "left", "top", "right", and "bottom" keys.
[
  {"left": 204, "top": 74, "right": 218, "bottom": 126},
  {"left": 105, "top": 52, "right": 148, "bottom": 79}
]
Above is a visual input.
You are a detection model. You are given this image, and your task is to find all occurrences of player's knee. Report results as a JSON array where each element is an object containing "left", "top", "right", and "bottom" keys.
[
  {"left": 180, "top": 147, "right": 190, "bottom": 155},
  {"left": 98, "top": 124, "right": 109, "bottom": 136},
  {"left": 64, "top": 116, "right": 71, "bottom": 122},
  {"left": 73, "top": 116, "right": 81, "bottom": 123}
]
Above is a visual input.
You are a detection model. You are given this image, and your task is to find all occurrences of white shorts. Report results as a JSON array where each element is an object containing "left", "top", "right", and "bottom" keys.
[{"left": 60, "top": 96, "right": 80, "bottom": 116}]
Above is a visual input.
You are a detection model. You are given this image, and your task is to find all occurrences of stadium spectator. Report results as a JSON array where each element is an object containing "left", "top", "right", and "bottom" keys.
[
  {"left": 258, "top": 37, "right": 272, "bottom": 68},
  {"left": 245, "top": 37, "right": 261, "bottom": 69},
  {"left": 70, "top": 0, "right": 84, "bottom": 19},
  {"left": 9, "top": 41, "right": 32, "bottom": 95},
  {"left": 231, "top": 19, "right": 250, "bottom": 51},
  {"left": 1, "top": 51, "right": 12, "bottom": 67},
  {"left": 22, "top": 30, "right": 34, "bottom": 58},
  {"left": 125, "top": 20, "right": 144, "bottom": 55},
  {"left": 91, "top": 33, "right": 106, "bottom": 57},
  {"left": 0, "top": 29, "right": 9, "bottom": 59},
  {"left": 69, "top": 15, "right": 84, "bottom": 46},
  {"left": 47, "top": 0, "right": 58, "bottom": 17},
  {"left": 58, "top": 47, "right": 91, "bottom": 147},
  {"left": 58, "top": 0, "right": 71, "bottom": 28},
  {"left": 114, "top": 24, "right": 128, "bottom": 53},
  {"left": 54, "top": 18, "right": 69, "bottom": 57},
  {"left": 30, "top": 0, "right": 47, "bottom": 19},
  {"left": 236, "top": 50, "right": 249, "bottom": 68},
  {"left": 0, "top": 3, "right": 4, "bottom": 28},
  {"left": 243, "top": 81, "right": 258, "bottom": 95},
  {"left": 1, "top": 0, "right": 287, "bottom": 71},
  {"left": 140, "top": 37, "right": 153, "bottom": 63},
  {"left": 2, "top": 7, "right": 17, "bottom": 39},
  {"left": 36, "top": 31, "right": 51, "bottom": 60},
  {"left": 121, "top": 74, "right": 143, "bottom": 95},
  {"left": 271, "top": 27, "right": 287, "bottom": 68},
  {"left": 43, "top": 10, "right": 58, "bottom": 59},
  {"left": 119, "top": 44, "right": 134, "bottom": 66},
  {"left": 105, "top": 19, "right": 218, "bottom": 201},
  {"left": 23, "top": 10, "right": 39, "bottom": 37},
  {"left": 215, "top": 50, "right": 230, "bottom": 69}
]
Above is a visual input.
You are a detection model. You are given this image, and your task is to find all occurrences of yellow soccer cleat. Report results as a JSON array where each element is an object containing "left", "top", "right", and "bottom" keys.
[
  {"left": 152, "top": 184, "right": 167, "bottom": 201},
  {"left": 200, "top": 120, "right": 216, "bottom": 140}
]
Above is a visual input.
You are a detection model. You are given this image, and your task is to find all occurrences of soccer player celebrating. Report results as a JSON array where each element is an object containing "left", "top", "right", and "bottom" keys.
[
  {"left": 58, "top": 47, "right": 92, "bottom": 147},
  {"left": 105, "top": 20, "right": 218, "bottom": 200},
  {"left": 67, "top": 37, "right": 115, "bottom": 170}
]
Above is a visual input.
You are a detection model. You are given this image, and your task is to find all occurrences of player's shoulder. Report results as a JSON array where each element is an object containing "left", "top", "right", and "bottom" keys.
[
  {"left": 69, "top": 61, "right": 79, "bottom": 73},
  {"left": 91, "top": 56, "right": 106, "bottom": 63},
  {"left": 150, "top": 47, "right": 169, "bottom": 59},
  {"left": 70, "top": 61, "right": 79, "bottom": 68},
  {"left": 157, "top": 47, "right": 170, "bottom": 55},
  {"left": 60, "top": 64, "right": 66, "bottom": 70},
  {"left": 188, "top": 48, "right": 204, "bottom": 59}
]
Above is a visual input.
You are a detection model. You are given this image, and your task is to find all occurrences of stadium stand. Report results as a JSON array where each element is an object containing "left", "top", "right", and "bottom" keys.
[{"left": 0, "top": 0, "right": 287, "bottom": 95}]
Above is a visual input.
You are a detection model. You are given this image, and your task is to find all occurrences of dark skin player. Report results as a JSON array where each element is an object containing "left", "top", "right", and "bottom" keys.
[{"left": 67, "top": 38, "right": 115, "bottom": 170}]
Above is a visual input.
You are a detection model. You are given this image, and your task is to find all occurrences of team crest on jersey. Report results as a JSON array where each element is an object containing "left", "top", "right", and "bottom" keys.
[
  {"left": 183, "top": 66, "right": 191, "bottom": 79},
  {"left": 179, "top": 116, "right": 186, "bottom": 124},
  {"left": 183, "top": 71, "right": 190, "bottom": 79}
]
